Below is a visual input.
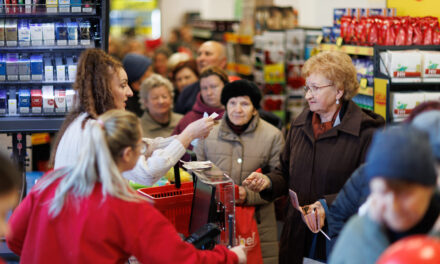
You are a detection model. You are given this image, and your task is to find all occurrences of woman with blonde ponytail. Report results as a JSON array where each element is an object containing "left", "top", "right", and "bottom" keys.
[
  {"left": 51, "top": 48, "right": 215, "bottom": 186},
  {"left": 7, "top": 110, "right": 246, "bottom": 264}
]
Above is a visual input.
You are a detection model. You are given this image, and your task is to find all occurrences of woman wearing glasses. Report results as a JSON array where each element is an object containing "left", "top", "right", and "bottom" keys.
[{"left": 243, "top": 51, "right": 384, "bottom": 263}]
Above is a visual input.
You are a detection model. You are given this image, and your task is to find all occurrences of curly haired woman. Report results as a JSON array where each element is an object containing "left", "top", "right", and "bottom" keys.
[{"left": 51, "top": 48, "right": 215, "bottom": 186}]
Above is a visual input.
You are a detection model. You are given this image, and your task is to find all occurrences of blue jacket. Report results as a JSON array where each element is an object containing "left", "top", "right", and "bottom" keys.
[{"left": 325, "top": 164, "right": 370, "bottom": 253}]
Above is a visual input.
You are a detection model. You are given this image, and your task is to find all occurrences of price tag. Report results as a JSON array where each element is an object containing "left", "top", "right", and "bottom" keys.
[
  {"left": 32, "top": 107, "right": 42, "bottom": 114},
  {"left": 316, "top": 35, "right": 323, "bottom": 45},
  {"left": 32, "top": 40, "right": 43, "bottom": 46},
  {"left": 68, "top": 40, "right": 78, "bottom": 46},
  {"left": 20, "top": 75, "right": 31, "bottom": 81},
  {"left": 8, "top": 75, "right": 18, "bottom": 81},
  {"left": 6, "top": 41, "right": 17, "bottom": 46},
  {"left": 0, "top": 76, "right": 5, "bottom": 81},
  {"left": 0, "top": 41, "right": 4, "bottom": 46},
  {"left": 20, "top": 107, "right": 30, "bottom": 114},
  {"left": 336, "top": 37, "right": 343, "bottom": 47},
  {"left": 44, "top": 40, "right": 55, "bottom": 46},
  {"left": 57, "top": 40, "right": 67, "bottom": 46},
  {"left": 80, "top": 39, "right": 91, "bottom": 46},
  {"left": 71, "top": 6, "right": 81, "bottom": 12},
  {"left": 46, "top": 7, "right": 57, "bottom": 13},
  {"left": 19, "top": 41, "right": 30, "bottom": 47},
  {"left": 360, "top": 78, "right": 368, "bottom": 88},
  {"left": 59, "top": 7, "right": 70, "bottom": 13},
  {"left": 82, "top": 7, "right": 92, "bottom": 13}
]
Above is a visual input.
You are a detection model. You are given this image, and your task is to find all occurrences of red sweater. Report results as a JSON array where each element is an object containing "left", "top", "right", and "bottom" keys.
[{"left": 6, "top": 179, "right": 238, "bottom": 264}]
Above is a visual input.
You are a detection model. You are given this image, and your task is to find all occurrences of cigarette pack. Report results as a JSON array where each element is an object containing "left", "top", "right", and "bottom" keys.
[
  {"left": 42, "top": 85, "right": 54, "bottom": 113},
  {"left": 65, "top": 89, "right": 75, "bottom": 111},
  {"left": 30, "top": 55, "right": 43, "bottom": 80},
  {"left": 18, "top": 58, "right": 30, "bottom": 81},
  {"left": 30, "top": 88, "right": 42, "bottom": 113},
  {"left": 6, "top": 54, "right": 18, "bottom": 81},
  {"left": 30, "top": 23, "right": 43, "bottom": 46},
  {"left": 18, "top": 88, "right": 30, "bottom": 113},
  {"left": 0, "top": 89, "right": 6, "bottom": 114},
  {"left": 54, "top": 89, "right": 66, "bottom": 113}
]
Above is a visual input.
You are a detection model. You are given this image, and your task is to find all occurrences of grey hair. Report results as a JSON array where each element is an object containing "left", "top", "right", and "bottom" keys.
[
  {"left": 37, "top": 110, "right": 143, "bottom": 217},
  {"left": 139, "top": 73, "right": 174, "bottom": 110}
]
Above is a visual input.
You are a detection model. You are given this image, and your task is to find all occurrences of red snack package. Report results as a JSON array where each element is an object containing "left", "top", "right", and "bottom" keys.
[
  {"left": 357, "top": 17, "right": 367, "bottom": 45},
  {"left": 368, "top": 17, "right": 379, "bottom": 45},
  {"left": 412, "top": 18, "right": 423, "bottom": 45},
  {"left": 433, "top": 20, "right": 440, "bottom": 45},
  {"left": 340, "top": 16, "right": 352, "bottom": 43},
  {"left": 383, "top": 18, "right": 395, "bottom": 45},
  {"left": 422, "top": 17, "right": 433, "bottom": 45},
  {"left": 405, "top": 17, "right": 413, "bottom": 45},
  {"left": 376, "top": 16, "right": 385, "bottom": 45},
  {"left": 394, "top": 17, "right": 406, "bottom": 46}
]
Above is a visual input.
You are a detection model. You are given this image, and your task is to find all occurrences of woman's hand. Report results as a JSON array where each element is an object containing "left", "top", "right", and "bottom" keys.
[
  {"left": 177, "top": 117, "right": 215, "bottom": 148},
  {"left": 300, "top": 201, "right": 325, "bottom": 233},
  {"left": 242, "top": 172, "right": 271, "bottom": 192},
  {"left": 230, "top": 245, "right": 247, "bottom": 264},
  {"left": 236, "top": 186, "right": 247, "bottom": 205}
]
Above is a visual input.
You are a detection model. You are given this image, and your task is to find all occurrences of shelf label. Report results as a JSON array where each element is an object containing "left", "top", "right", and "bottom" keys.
[
  {"left": 6, "top": 41, "right": 17, "bottom": 46},
  {"left": 0, "top": 41, "right": 5, "bottom": 47},
  {"left": 19, "top": 41, "right": 31, "bottom": 47},
  {"left": 47, "top": 7, "right": 57, "bottom": 13},
  {"left": 68, "top": 40, "right": 78, "bottom": 46},
  {"left": 360, "top": 78, "right": 368, "bottom": 88},
  {"left": 0, "top": 109, "right": 5, "bottom": 114},
  {"left": 8, "top": 75, "right": 18, "bottom": 81},
  {"left": 57, "top": 40, "right": 67, "bottom": 46},
  {"left": 82, "top": 7, "right": 92, "bottom": 13},
  {"left": 336, "top": 37, "right": 343, "bottom": 47},
  {"left": 0, "top": 76, "right": 5, "bottom": 81},
  {"left": 44, "top": 40, "right": 55, "bottom": 46},
  {"left": 59, "top": 7, "right": 70, "bottom": 13},
  {"left": 32, "top": 40, "right": 43, "bottom": 46},
  {"left": 32, "top": 75, "right": 43, "bottom": 81},
  {"left": 32, "top": 107, "right": 42, "bottom": 114},
  {"left": 80, "top": 39, "right": 91, "bottom": 46},
  {"left": 19, "top": 75, "right": 31, "bottom": 81},
  {"left": 20, "top": 107, "right": 30, "bottom": 114},
  {"left": 316, "top": 36, "right": 323, "bottom": 45},
  {"left": 71, "top": 6, "right": 81, "bottom": 12}
]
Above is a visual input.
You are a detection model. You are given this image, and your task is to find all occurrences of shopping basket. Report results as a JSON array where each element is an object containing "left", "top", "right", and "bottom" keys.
[{"left": 137, "top": 182, "right": 194, "bottom": 236}]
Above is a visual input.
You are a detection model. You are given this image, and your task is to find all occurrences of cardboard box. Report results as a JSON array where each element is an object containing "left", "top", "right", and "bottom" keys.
[
  {"left": 18, "top": 89, "right": 30, "bottom": 113},
  {"left": 31, "top": 88, "right": 42, "bottom": 113},
  {"left": 42, "top": 85, "right": 54, "bottom": 113},
  {"left": 391, "top": 92, "right": 425, "bottom": 122},
  {"left": 421, "top": 51, "right": 440, "bottom": 79}
]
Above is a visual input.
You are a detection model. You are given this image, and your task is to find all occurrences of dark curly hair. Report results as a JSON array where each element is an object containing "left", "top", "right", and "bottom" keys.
[
  {"left": 49, "top": 49, "right": 123, "bottom": 167},
  {"left": 171, "top": 59, "right": 199, "bottom": 82}
]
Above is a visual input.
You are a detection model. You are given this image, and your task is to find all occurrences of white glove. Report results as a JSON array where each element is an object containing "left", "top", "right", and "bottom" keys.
[{"left": 230, "top": 245, "right": 247, "bottom": 264}]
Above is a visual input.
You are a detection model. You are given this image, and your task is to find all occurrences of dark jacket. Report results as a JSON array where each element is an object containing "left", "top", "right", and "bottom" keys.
[
  {"left": 326, "top": 164, "right": 370, "bottom": 253},
  {"left": 126, "top": 90, "right": 143, "bottom": 117},
  {"left": 260, "top": 100, "right": 385, "bottom": 264},
  {"left": 174, "top": 81, "right": 200, "bottom": 115}
]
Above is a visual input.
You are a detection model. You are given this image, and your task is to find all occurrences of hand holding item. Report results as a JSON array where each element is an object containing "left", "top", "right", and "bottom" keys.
[
  {"left": 288, "top": 189, "right": 331, "bottom": 240},
  {"left": 230, "top": 245, "right": 247, "bottom": 264},
  {"left": 242, "top": 172, "right": 271, "bottom": 192}
]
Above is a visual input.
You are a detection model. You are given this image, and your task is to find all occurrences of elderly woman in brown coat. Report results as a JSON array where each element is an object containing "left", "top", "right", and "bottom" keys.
[
  {"left": 195, "top": 80, "right": 285, "bottom": 264},
  {"left": 243, "top": 51, "right": 385, "bottom": 264}
]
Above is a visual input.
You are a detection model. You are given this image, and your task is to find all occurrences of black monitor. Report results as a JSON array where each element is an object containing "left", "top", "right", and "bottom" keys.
[{"left": 188, "top": 177, "right": 217, "bottom": 235}]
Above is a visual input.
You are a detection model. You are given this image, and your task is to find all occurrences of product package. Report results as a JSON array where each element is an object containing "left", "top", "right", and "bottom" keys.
[
  {"left": 421, "top": 51, "right": 440, "bottom": 81},
  {"left": 82, "top": 0, "right": 93, "bottom": 12},
  {"left": 18, "top": 58, "right": 31, "bottom": 81},
  {"left": 6, "top": 53, "right": 19, "bottom": 81},
  {"left": 46, "top": 0, "right": 57, "bottom": 13},
  {"left": 70, "top": 0, "right": 81, "bottom": 12},
  {"left": 0, "top": 89, "right": 6, "bottom": 114},
  {"left": 67, "top": 22, "right": 78, "bottom": 45},
  {"left": 42, "top": 23, "right": 55, "bottom": 46},
  {"left": 66, "top": 56, "right": 76, "bottom": 81},
  {"left": 31, "top": 88, "right": 42, "bottom": 113},
  {"left": 65, "top": 89, "right": 75, "bottom": 111},
  {"left": 79, "top": 21, "right": 91, "bottom": 45},
  {"left": 30, "top": 23, "right": 43, "bottom": 46},
  {"left": 18, "top": 20, "right": 31, "bottom": 46},
  {"left": 391, "top": 92, "right": 425, "bottom": 122},
  {"left": 55, "top": 56, "right": 65, "bottom": 81},
  {"left": 18, "top": 88, "right": 30, "bottom": 114},
  {"left": 54, "top": 89, "right": 66, "bottom": 113},
  {"left": 30, "top": 55, "right": 43, "bottom": 80},
  {"left": 55, "top": 22, "right": 67, "bottom": 45},
  {"left": 44, "top": 57, "right": 54, "bottom": 81},
  {"left": 5, "top": 19, "right": 18, "bottom": 46},
  {"left": 42, "top": 85, "right": 54, "bottom": 113},
  {"left": 0, "top": 55, "right": 6, "bottom": 81},
  {"left": 0, "top": 19, "right": 5, "bottom": 46},
  {"left": 381, "top": 50, "right": 422, "bottom": 82},
  {"left": 424, "top": 92, "right": 440, "bottom": 102},
  {"left": 8, "top": 89, "right": 17, "bottom": 116},
  {"left": 59, "top": 0, "right": 70, "bottom": 13}
]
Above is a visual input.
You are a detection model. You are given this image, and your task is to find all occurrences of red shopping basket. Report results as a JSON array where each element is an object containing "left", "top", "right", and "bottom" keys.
[{"left": 138, "top": 182, "right": 193, "bottom": 237}]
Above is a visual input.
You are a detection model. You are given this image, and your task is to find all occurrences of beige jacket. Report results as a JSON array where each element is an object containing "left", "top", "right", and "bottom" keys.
[
  {"left": 140, "top": 111, "right": 183, "bottom": 139},
  {"left": 195, "top": 114, "right": 285, "bottom": 264}
]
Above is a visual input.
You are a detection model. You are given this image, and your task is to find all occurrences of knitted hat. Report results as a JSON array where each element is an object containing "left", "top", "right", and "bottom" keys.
[
  {"left": 221, "top": 80, "right": 262, "bottom": 109},
  {"left": 411, "top": 110, "right": 440, "bottom": 161},
  {"left": 365, "top": 125, "right": 437, "bottom": 186},
  {"left": 122, "top": 53, "right": 152, "bottom": 84}
]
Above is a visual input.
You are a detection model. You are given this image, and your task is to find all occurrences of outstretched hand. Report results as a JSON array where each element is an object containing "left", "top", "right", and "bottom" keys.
[{"left": 242, "top": 172, "right": 271, "bottom": 192}]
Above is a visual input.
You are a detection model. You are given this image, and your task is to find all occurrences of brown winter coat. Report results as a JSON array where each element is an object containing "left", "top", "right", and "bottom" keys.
[
  {"left": 195, "top": 114, "right": 285, "bottom": 264},
  {"left": 260, "top": 100, "right": 385, "bottom": 264}
]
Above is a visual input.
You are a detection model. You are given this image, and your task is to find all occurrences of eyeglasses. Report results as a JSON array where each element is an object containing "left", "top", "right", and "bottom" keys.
[{"left": 303, "top": 83, "right": 333, "bottom": 95}]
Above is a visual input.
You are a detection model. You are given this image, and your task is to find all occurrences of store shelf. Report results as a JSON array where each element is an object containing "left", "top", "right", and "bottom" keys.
[
  {"left": 0, "top": 44, "right": 96, "bottom": 52},
  {"left": 236, "top": 64, "right": 253, "bottom": 76},
  {"left": 0, "top": 80, "right": 73, "bottom": 85},
  {"left": 320, "top": 44, "right": 374, "bottom": 56},
  {"left": 0, "top": 12, "right": 99, "bottom": 19},
  {"left": 358, "top": 86, "right": 373, "bottom": 96},
  {"left": 0, "top": 116, "right": 64, "bottom": 133}
]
